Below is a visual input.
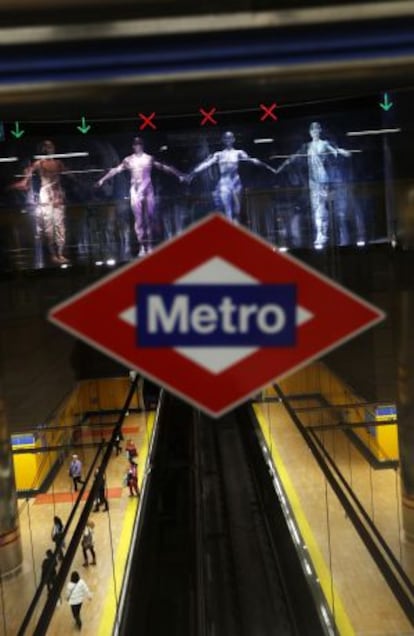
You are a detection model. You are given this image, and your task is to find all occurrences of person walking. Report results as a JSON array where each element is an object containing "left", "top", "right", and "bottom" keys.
[
  {"left": 81, "top": 521, "right": 96, "bottom": 567},
  {"left": 41, "top": 549, "right": 57, "bottom": 595},
  {"left": 114, "top": 430, "right": 123, "bottom": 456},
  {"left": 51, "top": 515, "right": 65, "bottom": 561},
  {"left": 125, "top": 439, "right": 137, "bottom": 462},
  {"left": 69, "top": 454, "right": 85, "bottom": 492},
  {"left": 126, "top": 461, "right": 139, "bottom": 497},
  {"left": 66, "top": 570, "right": 92, "bottom": 631},
  {"left": 93, "top": 469, "right": 109, "bottom": 512}
]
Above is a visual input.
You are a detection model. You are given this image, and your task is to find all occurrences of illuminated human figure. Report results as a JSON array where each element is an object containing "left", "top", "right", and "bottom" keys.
[
  {"left": 275, "top": 122, "right": 351, "bottom": 248},
  {"left": 97, "top": 137, "right": 183, "bottom": 256},
  {"left": 187, "top": 131, "right": 278, "bottom": 223},
  {"left": 12, "top": 140, "right": 69, "bottom": 264}
]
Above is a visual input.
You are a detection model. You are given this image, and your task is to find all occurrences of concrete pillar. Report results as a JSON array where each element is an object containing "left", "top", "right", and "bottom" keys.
[{"left": 0, "top": 397, "right": 23, "bottom": 577}]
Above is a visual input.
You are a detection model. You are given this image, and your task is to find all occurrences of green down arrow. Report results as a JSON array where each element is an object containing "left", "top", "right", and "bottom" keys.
[
  {"left": 77, "top": 116, "right": 91, "bottom": 134},
  {"left": 379, "top": 93, "right": 393, "bottom": 112},
  {"left": 11, "top": 122, "right": 25, "bottom": 138}
]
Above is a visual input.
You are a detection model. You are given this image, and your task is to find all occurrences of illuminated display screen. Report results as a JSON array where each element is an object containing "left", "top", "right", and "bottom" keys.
[{"left": 0, "top": 95, "right": 399, "bottom": 271}]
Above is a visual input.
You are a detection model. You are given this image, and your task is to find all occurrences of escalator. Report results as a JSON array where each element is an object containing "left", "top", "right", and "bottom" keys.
[{"left": 116, "top": 392, "right": 333, "bottom": 636}]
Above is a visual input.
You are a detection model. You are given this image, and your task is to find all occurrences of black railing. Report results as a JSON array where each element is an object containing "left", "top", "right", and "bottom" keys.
[
  {"left": 17, "top": 374, "right": 139, "bottom": 636},
  {"left": 273, "top": 383, "right": 414, "bottom": 627}
]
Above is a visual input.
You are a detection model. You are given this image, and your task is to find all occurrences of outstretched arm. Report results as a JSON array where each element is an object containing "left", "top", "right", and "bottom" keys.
[
  {"left": 242, "top": 153, "right": 279, "bottom": 176},
  {"left": 326, "top": 142, "right": 351, "bottom": 158},
  {"left": 337, "top": 147, "right": 352, "bottom": 158},
  {"left": 187, "top": 154, "right": 218, "bottom": 182},
  {"left": 153, "top": 160, "right": 184, "bottom": 180},
  {"left": 96, "top": 160, "right": 127, "bottom": 187},
  {"left": 273, "top": 147, "right": 303, "bottom": 176},
  {"left": 10, "top": 159, "right": 41, "bottom": 191}
]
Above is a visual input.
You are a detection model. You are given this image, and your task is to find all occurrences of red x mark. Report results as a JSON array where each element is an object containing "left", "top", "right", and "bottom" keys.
[
  {"left": 139, "top": 112, "right": 157, "bottom": 130},
  {"left": 259, "top": 103, "right": 278, "bottom": 122},
  {"left": 200, "top": 107, "right": 217, "bottom": 126}
]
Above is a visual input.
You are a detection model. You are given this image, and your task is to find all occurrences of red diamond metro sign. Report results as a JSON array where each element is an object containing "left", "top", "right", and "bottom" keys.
[{"left": 49, "top": 214, "right": 385, "bottom": 417}]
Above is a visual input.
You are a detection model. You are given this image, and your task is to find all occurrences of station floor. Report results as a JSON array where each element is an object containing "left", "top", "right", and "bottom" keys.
[
  {"left": 2, "top": 400, "right": 414, "bottom": 635},
  {"left": 1, "top": 411, "right": 150, "bottom": 636}
]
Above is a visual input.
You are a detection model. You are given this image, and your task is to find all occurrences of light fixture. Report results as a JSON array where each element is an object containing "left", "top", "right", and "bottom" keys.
[
  {"left": 346, "top": 128, "right": 401, "bottom": 137},
  {"left": 34, "top": 152, "right": 90, "bottom": 159}
]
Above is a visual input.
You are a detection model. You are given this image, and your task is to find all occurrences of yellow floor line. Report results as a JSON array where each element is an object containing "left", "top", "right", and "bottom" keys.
[
  {"left": 98, "top": 412, "right": 155, "bottom": 636},
  {"left": 254, "top": 405, "right": 355, "bottom": 636}
]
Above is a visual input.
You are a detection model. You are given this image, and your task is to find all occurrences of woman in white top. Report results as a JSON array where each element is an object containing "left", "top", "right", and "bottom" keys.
[{"left": 66, "top": 570, "right": 92, "bottom": 631}]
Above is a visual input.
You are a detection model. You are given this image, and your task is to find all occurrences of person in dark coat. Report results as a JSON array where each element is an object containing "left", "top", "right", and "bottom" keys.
[
  {"left": 41, "top": 549, "right": 57, "bottom": 594},
  {"left": 114, "top": 431, "right": 123, "bottom": 456},
  {"left": 51, "top": 515, "right": 65, "bottom": 561},
  {"left": 93, "top": 469, "right": 109, "bottom": 512}
]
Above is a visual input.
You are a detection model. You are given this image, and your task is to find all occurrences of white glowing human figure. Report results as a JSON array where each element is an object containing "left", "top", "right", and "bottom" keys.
[
  {"left": 12, "top": 140, "right": 69, "bottom": 264},
  {"left": 275, "top": 122, "right": 351, "bottom": 248}
]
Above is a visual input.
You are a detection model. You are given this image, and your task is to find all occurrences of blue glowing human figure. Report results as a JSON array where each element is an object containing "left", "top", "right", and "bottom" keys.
[{"left": 187, "top": 131, "right": 278, "bottom": 223}]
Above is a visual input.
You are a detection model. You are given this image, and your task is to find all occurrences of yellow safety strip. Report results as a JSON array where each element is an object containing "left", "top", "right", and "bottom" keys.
[
  {"left": 254, "top": 404, "right": 355, "bottom": 636},
  {"left": 98, "top": 412, "right": 155, "bottom": 636}
]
